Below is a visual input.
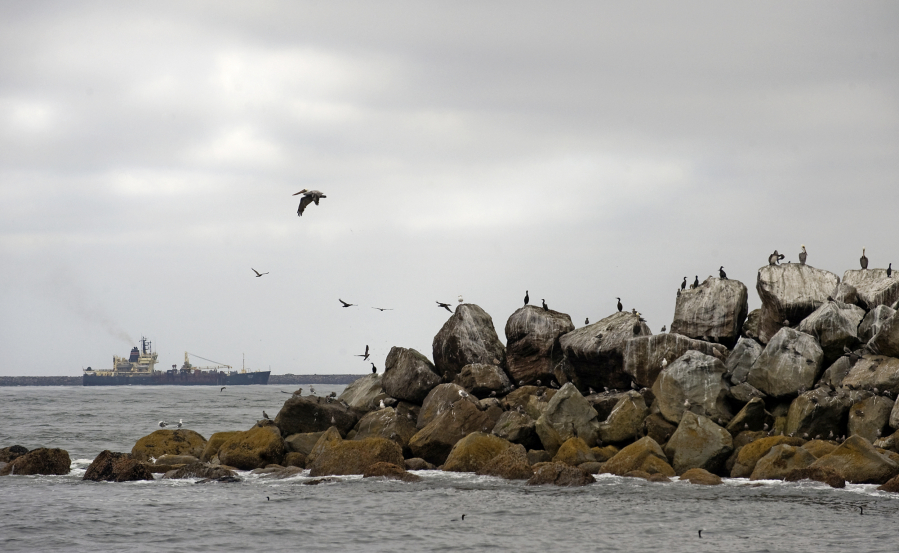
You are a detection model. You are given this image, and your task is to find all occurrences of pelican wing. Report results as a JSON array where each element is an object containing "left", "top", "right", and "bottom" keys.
[{"left": 297, "top": 194, "right": 315, "bottom": 216}]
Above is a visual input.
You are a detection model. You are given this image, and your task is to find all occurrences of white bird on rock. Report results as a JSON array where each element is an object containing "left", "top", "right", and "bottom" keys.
[{"left": 661, "top": 358, "right": 668, "bottom": 369}]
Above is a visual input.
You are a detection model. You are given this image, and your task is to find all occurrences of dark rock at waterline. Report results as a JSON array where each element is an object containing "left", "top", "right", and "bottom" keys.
[
  {"left": 433, "top": 304, "right": 507, "bottom": 382},
  {"left": 526, "top": 462, "right": 595, "bottom": 486},
  {"left": 0, "top": 445, "right": 28, "bottom": 463},
  {"left": 601, "top": 436, "right": 675, "bottom": 477},
  {"left": 679, "top": 468, "right": 722, "bottom": 485},
  {"left": 560, "top": 311, "right": 651, "bottom": 393},
  {"left": 362, "top": 462, "right": 421, "bottom": 482},
  {"left": 810, "top": 435, "right": 899, "bottom": 484},
  {"left": 453, "top": 363, "right": 512, "bottom": 398},
  {"left": 797, "top": 301, "right": 865, "bottom": 365},
  {"left": 162, "top": 462, "right": 236, "bottom": 480},
  {"left": 842, "top": 269, "right": 899, "bottom": 310},
  {"left": 443, "top": 432, "right": 513, "bottom": 473},
  {"left": 504, "top": 305, "right": 574, "bottom": 386},
  {"left": 664, "top": 411, "right": 733, "bottom": 475},
  {"left": 408, "top": 398, "right": 495, "bottom": 465},
  {"left": 273, "top": 394, "right": 358, "bottom": 437},
  {"left": 750, "top": 444, "right": 816, "bottom": 480},
  {"left": 404, "top": 458, "right": 435, "bottom": 471},
  {"left": 756, "top": 264, "right": 840, "bottom": 343},
  {"left": 217, "top": 425, "right": 287, "bottom": 470},
  {"left": 746, "top": 327, "right": 824, "bottom": 399},
  {"left": 656, "top": 350, "right": 732, "bottom": 425},
  {"left": 381, "top": 347, "right": 443, "bottom": 404},
  {"left": 82, "top": 450, "right": 152, "bottom": 482},
  {"left": 670, "top": 276, "right": 749, "bottom": 348},
  {"left": 476, "top": 443, "right": 534, "bottom": 480},
  {"left": 623, "top": 333, "right": 727, "bottom": 389},
  {"left": 1, "top": 447, "right": 70, "bottom": 476}
]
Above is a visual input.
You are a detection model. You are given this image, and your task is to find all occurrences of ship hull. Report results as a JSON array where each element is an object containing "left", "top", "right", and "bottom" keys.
[{"left": 83, "top": 371, "right": 270, "bottom": 386}]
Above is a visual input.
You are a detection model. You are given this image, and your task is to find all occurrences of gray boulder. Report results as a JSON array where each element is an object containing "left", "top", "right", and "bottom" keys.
[
  {"left": 274, "top": 395, "right": 358, "bottom": 437},
  {"left": 338, "top": 374, "right": 384, "bottom": 411},
  {"left": 890, "top": 398, "right": 899, "bottom": 430},
  {"left": 670, "top": 276, "right": 749, "bottom": 348},
  {"left": 797, "top": 301, "right": 865, "bottom": 365},
  {"left": 623, "top": 333, "right": 728, "bottom": 389},
  {"left": 848, "top": 395, "right": 894, "bottom": 442},
  {"left": 842, "top": 355, "right": 899, "bottom": 395},
  {"left": 821, "top": 356, "right": 855, "bottom": 389},
  {"left": 784, "top": 388, "right": 850, "bottom": 439},
  {"left": 742, "top": 309, "right": 761, "bottom": 340},
  {"left": 859, "top": 305, "right": 896, "bottom": 343},
  {"left": 729, "top": 382, "right": 766, "bottom": 404},
  {"left": 597, "top": 391, "right": 649, "bottom": 444},
  {"left": 491, "top": 410, "right": 541, "bottom": 450},
  {"left": 453, "top": 363, "right": 511, "bottom": 398},
  {"left": 756, "top": 264, "right": 840, "bottom": 343},
  {"left": 663, "top": 411, "right": 733, "bottom": 475},
  {"left": 352, "top": 407, "right": 419, "bottom": 455},
  {"left": 751, "top": 445, "right": 816, "bottom": 480},
  {"left": 433, "top": 304, "right": 507, "bottom": 382},
  {"left": 868, "top": 312, "right": 899, "bottom": 359},
  {"left": 746, "top": 327, "right": 824, "bottom": 398},
  {"left": 417, "top": 383, "right": 478, "bottom": 429},
  {"left": 656, "top": 351, "right": 731, "bottom": 425},
  {"left": 408, "top": 399, "right": 495, "bottom": 465},
  {"left": 832, "top": 282, "right": 859, "bottom": 305},
  {"left": 560, "top": 311, "right": 651, "bottom": 393},
  {"left": 725, "top": 337, "right": 764, "bottom": 385},
  {"left": 842, "top": 269, "right": 899, "bottom": 310},
  {"left": 381, "top": 347, "right": 442, "bottom": 404},
  {"left": 726, "top": 398, "right": 772, "bottom": 434},
  {"left": 504, "top": 305, "right": 574, "bottom": 386},
  {"left": 535, "top": 383, "right": 602, "bottom": 454}
]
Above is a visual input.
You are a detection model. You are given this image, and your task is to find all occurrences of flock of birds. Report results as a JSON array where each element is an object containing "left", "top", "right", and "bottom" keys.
[{"left": 157, "top": 418, "right": 184, "bottom": 428}]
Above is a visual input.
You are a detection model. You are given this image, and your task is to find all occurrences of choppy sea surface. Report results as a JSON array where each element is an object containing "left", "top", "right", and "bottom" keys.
[{"left": 1, "top": 385, "right": 897, "bottom": 552}]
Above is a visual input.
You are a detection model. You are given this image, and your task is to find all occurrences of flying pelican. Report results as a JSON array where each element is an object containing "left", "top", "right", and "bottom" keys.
[
  {"left": 799, "top": 245, "right": 807, "bottom": 265},
  {"left": 355, "top": 345, "right": 370, "bottom": 361},
  {"left": 860, "top": 248, "right": 868, "bottom": 270},
  {"left": 293, "top": 189, "right": 326, "bottom": 216},
  {"left": 338, "top": 299, "right": 357, "bottom": 308},
  {"left": 437, "top": 301, "right": 453, "bottom": 313},
  {"left": 251, "top": 268, "right": 269, "bottom": 277}
]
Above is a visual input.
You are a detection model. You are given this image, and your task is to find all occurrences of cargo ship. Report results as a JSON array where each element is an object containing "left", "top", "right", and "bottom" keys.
[{"left": 82, "top": 337, "right": 270, "bottom": 386}]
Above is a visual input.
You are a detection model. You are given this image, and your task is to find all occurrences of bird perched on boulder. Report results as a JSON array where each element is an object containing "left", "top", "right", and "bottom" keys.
[
  {"left": 262, "top": 411, "right": 270, "bottom": 420},
  {"left": 585, "top": 317, "right": 589, "bottom": 325},
  {"left": 692, "top": 276, "right": 699, "bottom": 289},
  {"left": 458, "top": 295, "right": 464, "bottom": 303},
  {"left": 661, "top": 325, "right": 666, "bottom": 332},
  {"left": 860, "top": 248, "right": 868, "bottom": 270},
  {"left": 158, "top": 421, "right": 168, "bottom": 428},
  {"left": 799, "top": 245, "right": 807, "bottom": 265},
  {"left": 437, "top": 301, "right": 453, "bottom": 313},
  {"left": 293, "top": 189, "right": 326, "bottom": 216},
  {"left": 542, "top": 299, "right": 549, "bottom": 311},
  {"left": 616, "top": 297, "right": 623, "bottom": 312},
  {"left": 768, "top": 250, "right": 784, "bottom": 265},
  {"left": 661, "top": 358, "right": 668, "bottom": 369},
  {"left": 371, "top": 362, "right": 377, "bottom": 374},
  {"left": 719, "top": 266, "right": 727, "bottom": 279},
  {"left": 524, "top": 290, "right": 529, "bottom": 305},
  {"left": 681, "top": 277, "right": 687, "bottom": 290},
  {"left": 888, "top": 263, "right": 892, "bottom": 278}
]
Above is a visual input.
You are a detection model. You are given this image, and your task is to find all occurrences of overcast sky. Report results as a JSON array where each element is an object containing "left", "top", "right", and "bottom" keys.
[{"left": 1, "top": 1, "right": 897, "bottom": 377}]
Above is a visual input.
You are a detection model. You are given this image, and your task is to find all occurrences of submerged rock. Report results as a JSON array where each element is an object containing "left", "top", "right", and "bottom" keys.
[
  {"left": 679, "top": 468, "right": 722, "bottom": 485},
  {"left": 433, "top": 304, "right": 507, "bottom": 382},
  {"left": 505, "top": 305, "right": 574, "bottom": 386},
  {"left": 163, "top": 462, "right": 236, "bottom": 480},
  {"left": 0, "top": 447, "right": 70, "bottom": 476},
  {"left": 526, "top": 462, "right": 595, "bottom": 486},
  {"left": 756, "top": 264, "right": 840, "bottom": 343},
  {"left": 362, "top": 462, "right": 421, "bottom": 482},
  {"left": 670, "top": 276, "right": 749, "bottom": 348},
  {"left": 623, "top": 333, "right": 728, "bottom": 389},
  {"left": 381, "top": 347, "right": 443, "bottom": 404}
]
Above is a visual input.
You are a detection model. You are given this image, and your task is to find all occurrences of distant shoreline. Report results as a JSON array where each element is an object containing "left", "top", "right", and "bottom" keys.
[{"left": 0, "top": 374, "right": 365, "bottom": 386}]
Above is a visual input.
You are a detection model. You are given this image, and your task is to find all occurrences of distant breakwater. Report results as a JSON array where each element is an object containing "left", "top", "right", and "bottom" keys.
[{"left": 0, "top": 375, "right": 364, "bottom": 386}]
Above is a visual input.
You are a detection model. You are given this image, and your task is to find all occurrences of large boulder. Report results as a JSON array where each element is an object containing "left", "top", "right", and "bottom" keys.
[
  {"left": 491, "top": 410, "right": 541, "bottom": 450},
  {"left": 131, "top": 429, "right": 207, "bottom": 462},
  {"left": 443, "top": 432, "right": 513, "bottom": 472},
  {"left": 273, "top": 395, "right": 359, "bottom": 437},
  {"left": 742, "top": 309, "right": 762, "bottom": 340},
  {"left": 560, "top": 311, "right": 651, "bottom": 393},
  {"left": 756, "top": 264, "right": 840, "bottom": 343},
  {"left": 859, "top": 305, "right": 896, "bottom": 343},
  {"left": 670, "top": 276, "right": 749, "bottom": 348},
  {"left": 810, "top": 435, "right": 899, "bottom": 484},
  {"left": 535, "top": 383, "right": 601, "bottom": 453},
  {"left": 821, "top": 356, "right": 855, "bottom": 388},
  {"left": 338, "top": 374, "right": 384, "bottom": 411},
  {"left": 305, "top": 427, "right": 342, "bottom": 467},
  {"left": 352, "top": 407, "right": 418, "bottom": 455},
  {"left": 417, "top": 383, "right": 478, "bottom": 429},
  {"left": 476, "top": 443, "right": 533, "bottom": 480},
  {"left": 868, "top": 312, "right": 899, "bottom": 359},
  {"left": 526, "top": 462, "right": 595, "bottom": 486},
  {"left": 725, "top": 337, "right": 764, "bottom": 385},
  {"left": 217, "top": 425, "right": 287, "bottom": 470},
  {"left": 601, "top": 436, "right": 675, "bottom": 477},
  {"left": 643, "top": 414, "right": 677, "bottom": 446},
  {"left": 750, "top": 444, "right": 816, "bottom": 480},
  {"left": 597, "top": 391, "right": 648, "bottom": 444},
  {"left": 746, "top": 327, "right": 824, "bottom": 398},
  {"left": 381, "top": 347, "right": 443, "bottom": 404},
  {"left": 784, "top": 388, "right": 850, "bottom": 439},
  {"left": 841, "top": 355, "right": 899, "bottom": 394},
  {"left": 81, "top": 450, "right": 152, "bottom": 482},
  {"left": 663, "top": 411, "right": 733, "bottom": 475},
  {"left": 504, "top": 305, "right": 574, "bottom": 386},
  {"left": 284, "top": 431, "right": 325, "bottom": 455},
  {"left": 0, "top": 447, "right": 70, "bottom": 476},
  {"left": 433, "top": 304, "right": 507, "bottom": 382},
  {"left": 200, "top": 431, "right": 241, "bottom": 463},
  {"left": 408, "top": 399, "right": 495, "bottom": 465},
  {"left": 680, "top": 467, "right": 722, "bottom": 485},
  {"left": 453, "top": 363, "right": 512, "bottom": 398},
  {"left": 656, "top": 351, "right": 731, "bottom": 425},
  {"left": 848, "top": 396, "right": 894, "bottom": 442},
  {"left": 553, "top": 437, "right": 597, "bottom": 466},
  {"left": 842, "top": 269, "right": 899, "bottom": 310},
  {"left": 797, "top": 301, "right": 866, "bottom": 364},
  {"left": 623, "top": 333, "right": 728, "bottom": 389},
  {"left": 730, "top": 436, "right": 805, "bottom": 478},
  {"left": 308, "top": 437, "right": 405, "bottom": 476}
]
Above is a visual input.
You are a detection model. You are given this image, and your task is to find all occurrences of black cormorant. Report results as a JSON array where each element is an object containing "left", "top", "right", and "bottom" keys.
[
  {"left": 888, "top": 263, "right": 892, "bottom": 278},
  {"left": 692, "top": 276, "right": 699, "bottom": 289},
  {"left": 542, "top": 299, "right": 549, "bottom": 311},
  {"left": 681, "top": 277, "right": 686, "bottom": 290},
  {"left": 719, "top": 266, "right": 727, "bottom": 279},
  {"left": 585, "top": 317, "right": 589, "bottom": 325},
  {"left": 524, "top": 290, "right": 529, "bottom": 305},
  {"left": 616, "top": 297, "right": 622, "bottom": 312},
  {"left": 338, "top": 299, "right": 357, "bottom": 307},
  {"left": 860, "top": 248, "right": 868, "bottom": 270}
]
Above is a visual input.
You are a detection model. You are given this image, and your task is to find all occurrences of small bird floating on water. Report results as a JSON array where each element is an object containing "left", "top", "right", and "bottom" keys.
[
  {"left": 437, "top": 301, "right": 453, "bottom": 313},
  {"left": 860, "top": 248, "right": 869, "bottom": 270},
  {"left": 293, "top": 189, "right": 326, "bottom": 216},
  {"left": 355, "top": 345, "right": 370, "bottom": 361},
  {"left": 616, "top": 297, "right": 623, "bottom": 312},
  {"left": 251, "top": 268, "right": 269, "bottom": 277},
  {"left": 719, "top": 266, "right": 727, "bottom": 279},
  {"left": 338, "top": 299, "right": 357, "bottom": 308},
  {"left": 799, "top": 245, "right": 807, "bottom": 265}
]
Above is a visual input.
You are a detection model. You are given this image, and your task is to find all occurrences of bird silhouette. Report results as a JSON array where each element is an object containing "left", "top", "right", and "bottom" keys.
[
  {"left": 338, "top": 299, "right": 357, "bottom": 307},
  {"left": 262, "top": 411, "right": 270, "bottom": 419},
  {"left": 437, "top": 301, "right": 453, "bottom": 313},
  {"left": 293, "top": 189, "right": 326, "bottom": 216},
  {"left": 719, "top": 266, "right": 727, "bottom": 279},
  {"left": 251, "top": 268, "right": 269, "bottom": 277},
  {"left": 616, "top": 297, "right": 623, "bottom": 312},
  {"left": 860, "top": 248, "right": 869, "bottom": 270},
  {"left": 524, "top": 290, "right": 529, "bottom": 305},
  {"left": 371, "top": 362, "right": 378, "bottom": 374},
  {"left": 542, "top": 299, "right": 549, "bottom": 311},
  {"left": 355, "top": 345, "right": 370, "bottom": 360},
  {"left": 681, "top": 277, "right": 687, "bottom": 290},
  {"left": 371, "top": 307, "right": 393, "bottom": 311},
  {"left": 220, "top": 386, "right": 226, "bottom": 392}
]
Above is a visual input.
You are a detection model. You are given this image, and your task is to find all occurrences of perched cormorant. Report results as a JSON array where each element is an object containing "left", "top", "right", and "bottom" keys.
[
  {"left": 616, "top": 297, "right": 623, "bottom": 312},
  {"left": 437, "top": 301, "right": 453, "bottom": 313},
  {"left": 799, "top": 245, "right": 807, "bottom": 265},
  {"left": 661, "top": 325, "right": 666, "bottom": 332},
  {"left": 692, "top": 276, "right": 699, "bottom": 289},
  {"left": 681, "top": 277, "right": 687, "bottom": 290},
  {"left": 371, "top": 362, "right": 377, "bottom": 374},
  {"left": 860, "top": 248, "right": 868, "bottom": 270},
  {"left": 719, "top": 266, "right": 727, "bottom": 279},
  {"left": 585, "top": 317, "right": 589, "bottom": 325},
  {"left": 251, "top": 268, "right": 269, "bottom": 277},
  {"left": 524, "top": 290, "right": 529, "bottom": 305},
  {"left": 338, "top": 299, "right": 357, "bottom": 308},
  {"left": 888, "top": 263, "right": 893, "bottom": 278},
  {"left": 542, "top": 299, "right": 549, "bottom": 311},
  {"left": 262, "top": 411, "right": 270, "bottom": 420},
  {"left": 293, "top": 189, "right": 326, "bottom": 216},
  {"left": 355, "top": 345, "right": 370, "bottom": 361}
]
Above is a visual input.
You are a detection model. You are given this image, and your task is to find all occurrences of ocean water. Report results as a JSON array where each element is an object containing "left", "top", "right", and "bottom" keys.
[{"left": 1, "top": 385, "right": 897, "bottom": 552}]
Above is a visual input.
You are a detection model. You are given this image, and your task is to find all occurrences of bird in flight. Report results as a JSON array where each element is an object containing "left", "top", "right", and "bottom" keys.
[
  {"left": 339, "top": 299, "right": 357, "bottom": 308},
  {"left": 220, "top": 386, "right": 226, "bottom": 392},
  {"left": 437, "top": 301, "right": 453, "bottom": 313},
  {"left": 356, "top": 345, "right": 370, "bottom": 360},
  {"left": 371, "top": 307, "right": 393, "bottom": 311},
  {"left": 251, "top": 268, "right": 269, "bottom": 277},
  {"left": 293, "top": 189, "right": 326, "bottom": 216}
]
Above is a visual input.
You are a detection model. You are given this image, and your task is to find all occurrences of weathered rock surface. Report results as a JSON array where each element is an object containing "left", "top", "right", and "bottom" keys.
[
  {"left": 0, "top": 447, "right": 70, "bottom": 476},
  {"left": 284, "top": 431, "right": 326, "bottom": 455},
  {"left": 729, "top": 382, "right": 766, "bottom": 404},
  {"left": 679, "top": 467, "right": 722, "bottom": 485},
  {"left": 730, "top": 436, "right": 805, "bottom": 478},
  {"left": 725, "top": 337, "right": 764, "bottom": 385},
  {"left": 746, "top": 327, "right": 824, "bottom": 398},
  {"left": 810, "top": 435, "right": 899, "bottom": 484},
  {"left": 784, "top": 388, "right": 850, "bottom": 439},
  {"left": 670, "top": 276, "right": 749, "bottom": 348},
  {"left": 526, "top": 462, "right": 595, "bottom": 486},
  {"left": 443, "top": 432, "right": 512, "bottom": 472},
  {"left": 305, "top": 427, "right": 343, "bottom": 467},
  {"left": 842, "top": 269, "right": 899, "bottom": 310},
  {"left": 831, "top": 282, "right": 858, "bottom": 305},
  {"left": 408, "top": 399, "right": 495, "bottom": 465},
  {"left": 602, "top": 437, "right": 675, "bottom": 477},
  {"left": 200, "top": 431, "right": 241, "bottom": 463},
  {"left": 750, "top": 445, "right": 816, "bottom": 480},
  {"left": 552, "top": 437, "right": 596, "bottom": 466},
  {"left": 598, "top": 391, "right": 648, "bottom": 444},
  {"left": 868, "top": 313, "right": 899, "bottom": 359},
  {"left": 131, "top": 429, "right": 207, "bottom": 462},
  {"left": 726, "top": 398, "right": 771, "bottom": 435},
  {"left": 217, "top": 425, "right": 287, "bottom": 470},
  {"left": 756, "top": 264, "right": 840, "bottom": 343},
  {"left": 535, "top": 383, "right": 601, "bottom": 454},
  {"left": 433, "top": 304, "right": 507, "bottom": 382},
  {"left": 417, "top": 383, "right": 478, "bottom": 429},
  {"left": 527, "top": 449, "right": 551, "bottom": 465},
  {"left": 504, "top": 305, "right": 574, "bottom": 386},
  {"left": 308, "top": 437, "right": 405, "bottom": 477},
  {"left": 797, "top": 301, "right": 865, "bottom": 364},
  {"left": 802, "top": 440, "right": 838, "bottom": 459},
  {"left": 624, "top": 333, "right": 728, "bottom": 388},
  {"left": 476, "top": 443, "right": 533, "bottom": 480},
  {"left": 273, "top": 395, "right": 358, "bottom": 437},
  {"left": 656, "top": 351, "right": 731, "bottom": 425},
  {"left": 848, "top": 396, "right": 894, "bottom": 442},
  {"left": 560, "top": 311, "right": 651, "bottom": 393},
  {"left": 453, "top": 363, "right": 511, "bottom": 398},
  {"left": 162, "top": 462, "right": 236, "bottom": 480},
  {"left": 859, "top": 306, "right": 896, "bottom": 343},
  {"left": 664, "top": 411, "right": 733, "bottom": 475},
  {"left": 352, "top": 407, "right": 419, "bottom": 455},
  {"left": 742, "top": 309, "right": 761, "bottom": 340},
  {"left": 821, "top": 356, "right": 855, "bottom": 388},
  {"left": 338, "top": 374, "right": 384, "bottom": 411},
  {"left": 283, "top": 452, "right": 306, "bottom": 467},
  {"left": 643, "top": 414, "right": 677, "bottom": 446},
  {"left": 784, "top": 466, "right": 845, "bottom": 488},
  {"left": 404, "top": 458, "right": 435, "bottom": 471},
  {"left": 491, "top": 410, "right": 540, "bottom": 450},
  {"left": 0, "top": 445, "right": 28, "bottom": 463},
  {"left": 82, "top": 450, "right": 152, "bottom": 482},
  {"left": 381, "top": 347, "right": 443, "bottom": 404}
]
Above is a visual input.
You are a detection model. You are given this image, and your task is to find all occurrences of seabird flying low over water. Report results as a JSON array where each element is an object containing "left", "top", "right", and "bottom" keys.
[
  {"left": 860, "top": 248, "right": 868, "bottom": 270},
  {"left": 372, "top": 307, "right": 393, "bottom": 311},
  {"left": 542, "top": 299, "right": 549, "bottom": 311},
  {"left": 719, "top": 266, "right": 727, "bottom": 279},
  {"left": 355, "top": 345, "right": 370, "bottom": 361},
  {"left": 338, "top": 299, "right": 357, "bottom": 308},
  {"left": 293, "top": 189, "right": 326, "bottom": 216},
  {"left": 262, "top": 411, "right": 270, "bottom": 420},
  {"left": 524, "top": 291, "right": 529, "bottom": 305},
  {"left": 617, "top": 298, "right": 622, "bottom": 312},
  {"left": 251, "top": 268, "right": 269, "bottom": 277},
  {"left": 371, "top": 362, "right": 377, "bottom": 374},
  {"left": 799, "top": 245, "right": 807, "bottom": 265},
  {"left": 220, "top": 386, "right": 226, "bottom": 392},
  {"left": 437, "top": 301, "right": 453, "bottom": 313}
]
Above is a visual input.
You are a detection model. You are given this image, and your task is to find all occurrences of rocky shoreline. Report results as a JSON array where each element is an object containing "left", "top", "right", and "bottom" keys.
[{"left": 5, "top": 263, "right": 899, "bottom": 491}]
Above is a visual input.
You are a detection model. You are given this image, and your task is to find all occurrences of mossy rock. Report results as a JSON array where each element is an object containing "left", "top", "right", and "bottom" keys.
[
  {"left": 217, "top": 426, "right": 286, "bottom": 470},
  {"left": 680, "top": 468, "right": 722, "bottom": 485},
  {"left": 200, "top": 432, "right": 241, "bottom": 462},
  {"left": 363, "top": 462, "right": 421, "bottom": 482},
  {"left": 526, "top": 461, "right": 595, "bottom": 486},
  {"left": 730, "top": 436, "right": 804, "bottom": 478},
  {"left": 443, "top": 432, "right": 512, "bottom": 472},
  {"left": 601, "top": 437, "right": 675, "bottom": 477},
  {"left": 0, "top": 447, "right": 70, "bottom": 476},
  {"left": 553, "top": 437, "right": 596, "bottom": 466},
  {"left": 591, "top": 445, "right": 619, "bottom": 462},
  {"left": 476, "top": 443, "right": 534, "bottom": 480},
  {"left": 308, "top": 437, "right": 404, "bottom": 477},
  {"left": 131, "top": 429, "right": 207, "bottom": 462}
]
